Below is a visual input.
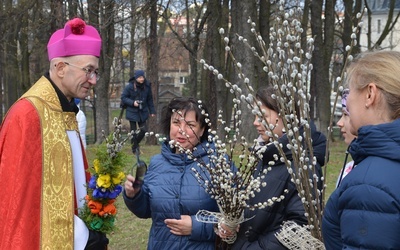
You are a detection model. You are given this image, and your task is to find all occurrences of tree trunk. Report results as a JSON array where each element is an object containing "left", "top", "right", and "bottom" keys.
[
  {"left": 67, "top": 0, "right": 78, "bottom": 17},
  {"left": 20, "top": 7, "right": 30, "bottom": 92},
  {"left": 201, "top": 0, "right": 224, "bottom": 129},
  {"left": 102, "top": 0, "right": 115, "bottom": 141},
  {"left": 343, "top": 0, "right": 362, "bottom": 58},
  {"left": 310, "top": 0, "right": 336, "bottom": 136},
  {"left": 146, "top": 0, "right": 159, "bottom": 145},
  {"left": 31, "top": 0, "right": 48, "bottom": 83},
  {"left": 4, "top": 0, "right": 19, "bottom": 112},
  {"left": 0, "top": 0, "right": 4, "bottom": 119},
  {"left": 89, "top": 0, "right": 115, "bottom": 143},
  {"left": 88, "top": 0, "right": 100, "bottom": 143},
  {"left": 49, "top": 0, "right": 64, "bottom": 32},
  {"left": 130, "top": 0, "right": 137, "bottom": 73},
  {"left": 219, "top": 0, "right": 232, "bottom": 132},
  {"left": 229, "top": 0, "right": 258, "bottom": 141}
]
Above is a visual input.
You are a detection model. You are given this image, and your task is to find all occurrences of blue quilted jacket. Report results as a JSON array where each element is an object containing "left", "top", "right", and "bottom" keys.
[
  {"left": 121, "top": 80, "right": 156, "bottom": 122},
  {"left": 322, "top": 118, "right": 400, "bottom": 249},
  {"left": 124, "top": 140, "right": 219, "bottom": 250}
]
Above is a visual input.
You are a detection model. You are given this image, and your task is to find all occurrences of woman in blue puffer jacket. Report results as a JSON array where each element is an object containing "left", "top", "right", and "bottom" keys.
[
  {"left": 322, "top": 50, "right": 400, "bottom": 249},
  {"left": 123, "top": 97, "right": 219, "bottom": 249}
]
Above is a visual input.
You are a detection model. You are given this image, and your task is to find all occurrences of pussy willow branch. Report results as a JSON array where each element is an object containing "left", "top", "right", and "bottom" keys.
[
  {"left": 197, "top": 3, "right": 363, "bottom": 242},
  {"left": 170, "top": 109, "right": 264, "bottom": 218},
  {"left": 102, "top": 117, "right": 133, "bottom": 159},
  {"left": 207, "top": 5, "right": 326, "bottom": 239},
  {"left": 322, "top": 8, "right": 366, "bottom": 203}
]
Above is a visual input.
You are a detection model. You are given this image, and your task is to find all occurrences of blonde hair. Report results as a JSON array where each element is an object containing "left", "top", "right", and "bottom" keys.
[{"left": 346, "top": 50, "right": 400, "bottom": 119}]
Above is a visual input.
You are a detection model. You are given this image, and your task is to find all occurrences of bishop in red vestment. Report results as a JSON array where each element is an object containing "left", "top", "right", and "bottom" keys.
[{"left": 0, "top": 18, "right": 107, "bottom": 250}]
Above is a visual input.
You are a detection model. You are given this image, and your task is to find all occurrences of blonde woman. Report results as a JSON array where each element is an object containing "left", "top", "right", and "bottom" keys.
[{"left": 323, "top": 50, "right": 400, "bottom": 249}]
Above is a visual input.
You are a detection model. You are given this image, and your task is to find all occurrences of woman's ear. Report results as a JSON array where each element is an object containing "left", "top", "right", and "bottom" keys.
[{"left": 365, "top": 83, "right": 378, "bottom": 107}]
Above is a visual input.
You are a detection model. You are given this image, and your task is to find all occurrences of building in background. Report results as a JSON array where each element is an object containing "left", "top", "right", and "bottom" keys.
[{"left": 360, "top": 0, "right": 400, "bottom": 51}]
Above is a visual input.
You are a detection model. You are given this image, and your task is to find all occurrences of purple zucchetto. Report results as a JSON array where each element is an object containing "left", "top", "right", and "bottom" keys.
[{"left": 47, "top": 18, "right": 102, "bottom": 61}]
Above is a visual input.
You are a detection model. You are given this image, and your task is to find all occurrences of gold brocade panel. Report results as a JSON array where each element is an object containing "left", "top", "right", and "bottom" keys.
[{"left": 22, "top": 77, "right": 79, "bottom": 249}]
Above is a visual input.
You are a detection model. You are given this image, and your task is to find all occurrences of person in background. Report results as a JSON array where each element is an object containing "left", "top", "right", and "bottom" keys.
[
  {"left": 221, "top": 86, "right": 327, "bottom": 250},
  {"left": 322, "top": 50, "right": 400, "bottom": 249},
  {"left": 335, "top": 89, "right": 356, "bottom": 188},
  {"left": 0, "top": 18, "right": 108, "bottom": 249},
  {"left": 75, "top": 98, "right": 87, "bottom": 149},
  {"left": 121, "top": 70, "right": 156, "bottom": 153},
  {"left": 123, "top": 97, "right": 219, "bottom": 250}
]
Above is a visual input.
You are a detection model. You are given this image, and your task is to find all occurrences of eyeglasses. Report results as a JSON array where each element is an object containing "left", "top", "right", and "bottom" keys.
[{"left": 64, "top": 62, "right": 100, "bottom": 81}]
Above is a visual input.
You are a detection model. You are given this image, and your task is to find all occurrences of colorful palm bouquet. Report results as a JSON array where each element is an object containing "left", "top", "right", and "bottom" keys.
[{"left": 79, "top": 117, "right": 133, "bottom": 234}]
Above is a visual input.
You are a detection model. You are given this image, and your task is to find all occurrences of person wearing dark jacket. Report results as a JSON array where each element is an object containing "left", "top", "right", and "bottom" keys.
[
  {"left": 322, "top": 50, "right": 400, "bottom": 249},
  {"left": 121, "top": 70, "right": 156, "bottom": 153},
  {"left": 226, "top": 86, "right": 326, "bottom": 250},
  {"left": 123, "top": 97, "right": 219, "bottom": 250}
]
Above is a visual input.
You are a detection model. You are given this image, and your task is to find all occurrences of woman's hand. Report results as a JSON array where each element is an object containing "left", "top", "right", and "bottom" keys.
[
  {"left": 124, "top": 174, "right": 140, "bottom": 198},
  {"left": 216, "top": 223, "right": 238, "bottom": 239},
  {"left": 164, "top": 215, "right": 192, "bottom": 236}
]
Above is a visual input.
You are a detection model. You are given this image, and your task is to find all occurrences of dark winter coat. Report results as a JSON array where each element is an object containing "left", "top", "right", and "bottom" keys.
[
  {"left": 322, "top": 118, "right": 400, "bottom": 250},
  {"left": 123, "top": 140, "right": 219, "bottom": 250},
  {"left": 231, "top": 123, "right": 326, "bottom": 250},
  {"left": 121, "top": 79, "right": 156, "bottom": 122}
]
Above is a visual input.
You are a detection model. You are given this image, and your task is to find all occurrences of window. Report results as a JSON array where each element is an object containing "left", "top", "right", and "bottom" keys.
[
  {"left": 180, "top": 76, "right": 186, "bottom": 84},
  {"left": 377, "top": 19, "right": 381, "bottom": 34}
]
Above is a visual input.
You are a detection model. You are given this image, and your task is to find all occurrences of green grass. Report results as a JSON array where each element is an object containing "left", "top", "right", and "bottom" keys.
[
  {"left": 324, "top": 141, "right": 350, "bottom": 196},
  {"left": 84, "top": 139, "right": 349, "bottom": 249}
]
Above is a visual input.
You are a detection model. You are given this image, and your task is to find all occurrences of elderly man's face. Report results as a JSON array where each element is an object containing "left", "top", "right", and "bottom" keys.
[{"left": 59, "top": 55, "right": 99, "bottom": 100}]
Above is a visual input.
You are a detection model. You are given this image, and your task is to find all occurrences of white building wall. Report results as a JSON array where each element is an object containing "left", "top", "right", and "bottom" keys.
[{"left": 360, "top": 12, "right": 400, "bottom": 51}]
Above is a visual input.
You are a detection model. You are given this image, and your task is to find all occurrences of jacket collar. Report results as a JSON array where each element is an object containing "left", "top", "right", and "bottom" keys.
[{"left": 349, "top": 118, "right": 400, "bottom": 164}]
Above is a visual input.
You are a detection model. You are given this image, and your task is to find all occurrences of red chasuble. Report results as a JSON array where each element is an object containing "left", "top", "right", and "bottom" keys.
[{"left": 0, "top": 77, "right": 90, "bottom": 249}]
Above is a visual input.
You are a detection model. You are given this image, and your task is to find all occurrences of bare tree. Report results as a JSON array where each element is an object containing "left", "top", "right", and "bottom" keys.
[
  {"left": 0, "top": 0, "right": 4, "bottom": 120},
  {"left": 66, "top": 0, "right": 78, "bottom": 17},
  {"left": 100, "top": 0, "right": 116, "bottom": 141},
  {"left": 364, "top": 0, "right": 400, "bottom": 50},
  {"left": 160, "top": 0, "right": 209, "bottom": 98},
  {"left": 2, "top": 0, "right": 400, "bottom": 145},
  {"left": 3, "top": 0, "right": 23, "bottom": 112},
  {"left": 200, "top": 0, "right": 224, "bottom": 127},
  {"left": 228, "top": 0, "right": 258, "bottom": 141},
  {"left": 88, "top": 0, "right": 116, "bottom": 143},
  {"left": 129, "top": 0, "right": 138, "bottom": 73},
  {"left": 309, "top": 0, "right": 337, "bottom": 135},
  {"left": 146, "top": 0, "right": 159, "bottom": 145}
]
